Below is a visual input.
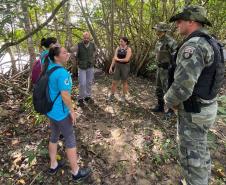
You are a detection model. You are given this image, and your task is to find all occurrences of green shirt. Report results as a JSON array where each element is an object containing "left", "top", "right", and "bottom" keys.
[{"left": 77, "top": 41, "right": 96, "bottom": 69}]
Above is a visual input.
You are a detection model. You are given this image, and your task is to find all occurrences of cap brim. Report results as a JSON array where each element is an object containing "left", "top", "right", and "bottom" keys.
[
  {"left": 169, "top": 12, "right": 212, "bottom": 27},
  {"left": 169, "top": 12, "right": 184, "bottom": 22},
  {"left": 152, "top": 27, "right": 169, "bottom": 31},
  {"left": 202, "top": 18, "right": 212, "bottom": 27}
]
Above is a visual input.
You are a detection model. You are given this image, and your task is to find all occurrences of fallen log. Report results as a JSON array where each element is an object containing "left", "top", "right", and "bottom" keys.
[{"left": 0, "top": 81, "right": 29, "bottom": 96}]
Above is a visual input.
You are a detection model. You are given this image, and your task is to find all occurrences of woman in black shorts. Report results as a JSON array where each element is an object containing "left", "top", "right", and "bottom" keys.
[{"left": 109, "top": 37, "right": 132, "bottom": 102}]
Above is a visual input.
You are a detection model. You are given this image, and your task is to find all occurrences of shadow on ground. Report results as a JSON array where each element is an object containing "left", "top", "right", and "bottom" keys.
[{"left": 0, "top": 74, "right": 225, "bottom": 185}]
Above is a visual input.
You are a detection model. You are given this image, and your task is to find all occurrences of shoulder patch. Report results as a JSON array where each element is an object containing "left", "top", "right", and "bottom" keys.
[
  {"left": 64, "top": 78, "right": 69, "bottom": 85},
  {"left": 183, "top": 46, "right": 195, "bottom": 59}
]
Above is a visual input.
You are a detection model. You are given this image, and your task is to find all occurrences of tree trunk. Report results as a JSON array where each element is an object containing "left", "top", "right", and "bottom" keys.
[
  {"left": 135, "top": 0, "right": 144, "bottom": 75},
  {"left": 21, "top": 0, "right": 36, "bottom": 69},
  {"left": 7, "top": 47, "right": 17, "bottom": 75},
  {"left": 64, "top": 1, "right": 73, "bottom": 50},
  {"left": 77, "top": 0, "right": 109, "bottom": 71},
  {"left": 50, "top": 0, "right": 61, "bottom": 44},
  {"left": 21, "top": 0, "right": 36, "bottom": 92},
  {"left": 77, "top": 0, "right": 101, "bottom": 48},
  {"left": 110, "top": 0, "right": 115, "bottom": 58},
  {"left": 162, "top": 0, "right": 167, "bottom": 20}
]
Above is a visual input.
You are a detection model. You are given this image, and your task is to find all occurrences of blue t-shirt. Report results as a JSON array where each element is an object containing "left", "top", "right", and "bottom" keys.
[
  {"left": 40, "top": 50, "right": 49, "bottom": 64},
  {"left": 47, "top": 62, "right": 72, "bottom": 121}
]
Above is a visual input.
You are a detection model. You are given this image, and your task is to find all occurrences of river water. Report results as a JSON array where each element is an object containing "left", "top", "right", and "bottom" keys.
[{"left": 0, "top": 53, "right": 30, "bottom": 74}]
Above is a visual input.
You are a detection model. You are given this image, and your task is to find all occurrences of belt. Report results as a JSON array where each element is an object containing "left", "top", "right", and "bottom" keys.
[{"left": 199, "top": 101, "right": 216, "bottom": 107}]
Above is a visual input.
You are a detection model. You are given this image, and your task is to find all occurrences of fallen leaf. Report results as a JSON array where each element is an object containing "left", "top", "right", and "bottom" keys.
[
  {"left": 17, "top": 179, "right": 26, "bottom": 185},
  {"left": 56, "top": 154, "right": 61, "bottom": 161}
]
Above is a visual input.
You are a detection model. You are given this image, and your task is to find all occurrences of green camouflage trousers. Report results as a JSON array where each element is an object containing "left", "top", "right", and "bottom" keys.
[
  {"left": 177, "top": 101, "right": 218, "bottom": 185},
  {"left": 155, "top": 67, "right": 169, "bottom": 102}
]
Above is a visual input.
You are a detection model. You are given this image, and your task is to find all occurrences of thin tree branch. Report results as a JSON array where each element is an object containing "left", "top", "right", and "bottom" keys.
[{"left": 0, "top": 0, "right": 69, "bottom": 54}]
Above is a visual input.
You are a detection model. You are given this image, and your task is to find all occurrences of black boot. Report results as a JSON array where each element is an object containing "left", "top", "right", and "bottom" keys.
[
  {"left": 77, "top": 99, "right": 84, "bottom": 107},
  {"left": 84, "top": 97, "right": 94, "bottom": 104},
  {"left": 166, "top": 108, "right": 174, "bottom": 115},
  {"left": 151, "top": 100, "right": 164, "bottom": 112},
  {"left": 151, "top": 104, "right": 164, "bottom": 112},
  {"left": 164, "top": 109, "right": 174, "bottom": 120}
]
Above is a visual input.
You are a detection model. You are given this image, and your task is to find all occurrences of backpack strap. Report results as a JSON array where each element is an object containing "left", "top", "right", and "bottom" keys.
[
  {"left": 47, "top": 66, "right": 63, "bottom": 104},
  {"left": 52, "top": 92, "right": 61, "bottom": 104},
  {"left": 46, "top": 66, "right": 62, "bottom": 76}
]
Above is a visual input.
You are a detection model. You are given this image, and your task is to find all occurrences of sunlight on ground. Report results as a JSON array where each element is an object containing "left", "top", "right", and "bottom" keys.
[{"left": 152, "top": 129, "right": 164, "bottom": 154}]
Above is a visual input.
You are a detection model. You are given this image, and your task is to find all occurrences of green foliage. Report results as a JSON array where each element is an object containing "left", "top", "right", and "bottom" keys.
[
  {"left": 24, "top": 150, "right": 37, "bottom": 165},
  {"left": 151, "top": 138, "right": 178, "bottom": 166},
  {"left": 152, "top": 154, "right": 163, "bottom": 165},
  {"left": 23, "top": 95, "right": 47, "bottom": 125},
  {"left": 218, "top": 95, "right": 226, "bottom": 124},
  {"left": 146, "top": 62, "right": 157, "bottom": 73},
  {"left": 0, "top": 170, "right": 11, "bottom": 178},
  {"left": 114, "top": 161, "right": 127, "bottom": 175},
  {"left": 24, "top": 140, "right": 49, "bottom": 167},
  {"left": 37, "top": 140, "right": 49, "bottom": 157}
]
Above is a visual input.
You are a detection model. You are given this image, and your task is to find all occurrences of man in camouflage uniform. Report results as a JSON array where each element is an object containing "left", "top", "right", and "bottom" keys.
[
  {"left": 222, "top": 40, "right": 226, "bottom": 62},
  {"left": 151, "top": 22, "right": 177, "bottom": 115},
  {"left": 164, "top": 5, "right": 224, "bottom": 185}
]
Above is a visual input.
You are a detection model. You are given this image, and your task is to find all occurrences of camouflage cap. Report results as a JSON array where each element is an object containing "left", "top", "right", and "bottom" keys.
[
  {"left": 169, "top": 5, "right": 212, "bottom": 26},
  {"left": 152, "top": 22, "right": 170, "bottom": 32}
]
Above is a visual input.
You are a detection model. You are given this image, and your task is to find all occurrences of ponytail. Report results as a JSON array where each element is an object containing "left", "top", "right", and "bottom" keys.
[
  {"left": 40, "top": 37, "right": 57, "bottom": 48},
  {"left": 41, "top": 46, "right": 61, "bottom": 75},
  {"left": 48, "top": 46, "right": 61, "bottom": 61}
]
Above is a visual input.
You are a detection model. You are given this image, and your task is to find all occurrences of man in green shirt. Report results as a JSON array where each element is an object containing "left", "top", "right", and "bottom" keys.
[{"left": 72, "top": 32, "right": 96, "bottom": 106}]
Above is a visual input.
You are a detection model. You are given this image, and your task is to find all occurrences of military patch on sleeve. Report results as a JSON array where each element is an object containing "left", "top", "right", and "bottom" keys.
[{"left": 183, "top": 46, "right": 195, "bottom": 59}]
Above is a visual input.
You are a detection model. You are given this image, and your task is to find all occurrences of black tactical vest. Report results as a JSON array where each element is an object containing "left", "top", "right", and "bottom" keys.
[{"left": 174, "top": 31, "right": 225, "bottom": 100}]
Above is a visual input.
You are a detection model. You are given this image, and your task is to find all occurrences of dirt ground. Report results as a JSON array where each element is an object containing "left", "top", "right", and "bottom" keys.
[{"left": 0, "top": 72, "right": 225, "bottom": 185}]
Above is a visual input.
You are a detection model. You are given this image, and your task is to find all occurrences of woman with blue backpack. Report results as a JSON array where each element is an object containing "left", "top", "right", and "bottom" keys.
[{"left": 43, "top": 46, "right": 91, "bottom": 181}]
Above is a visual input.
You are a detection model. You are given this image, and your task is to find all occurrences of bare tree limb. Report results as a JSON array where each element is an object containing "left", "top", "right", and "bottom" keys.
[
  {"left": 0, "top": 0, "right": 69, "bottom": 54},
  {"left": 0, "top": 81, "right": 29, "bottom": 96}
]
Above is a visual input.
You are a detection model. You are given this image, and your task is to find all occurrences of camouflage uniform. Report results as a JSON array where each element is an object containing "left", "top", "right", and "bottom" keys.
[
  {"left": 222, "top": 40, "right": 226, "bottom": 62},
  {"left": 165, "top": 6, "right": 218, "bottom": 185},
  {"left": 152, "top": 23, "right": 177, "bottom": 110}
]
